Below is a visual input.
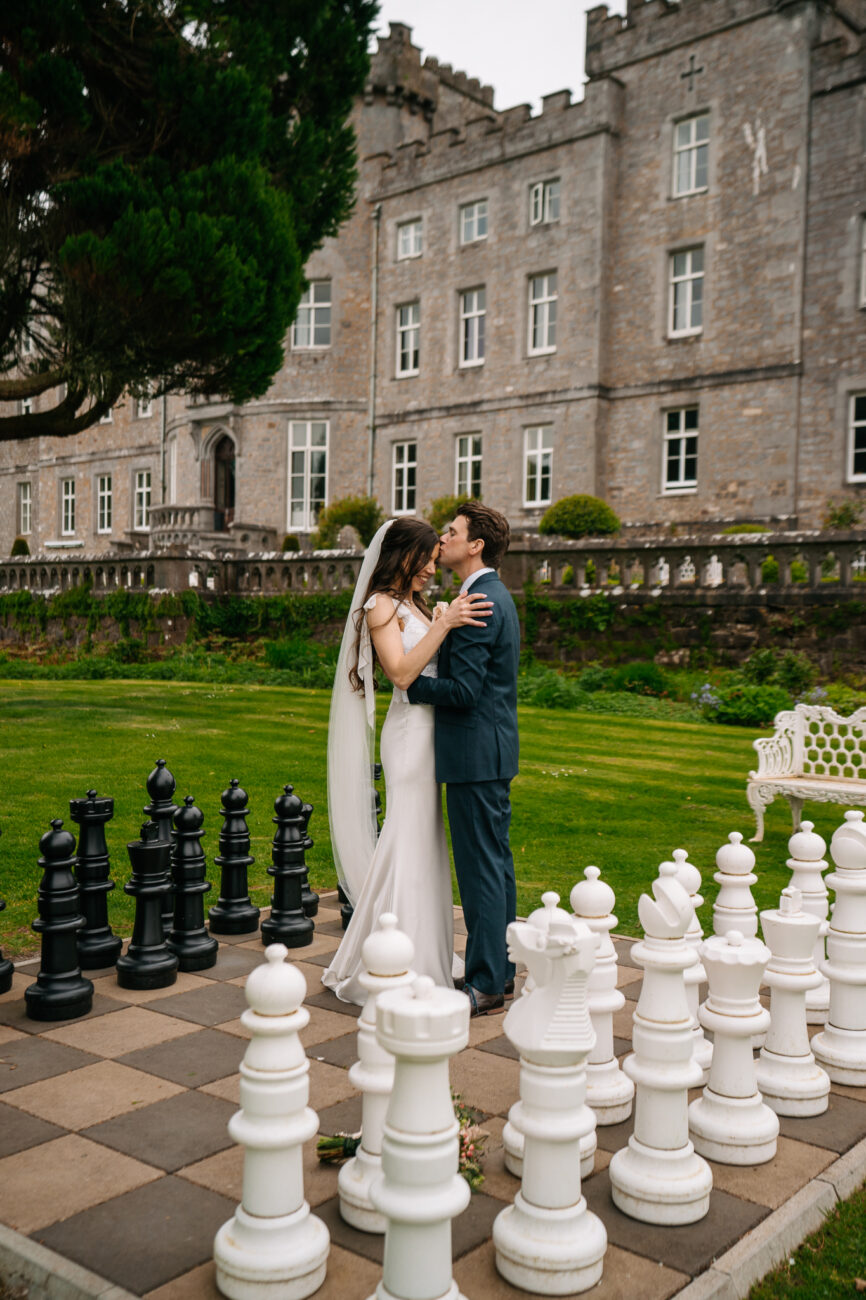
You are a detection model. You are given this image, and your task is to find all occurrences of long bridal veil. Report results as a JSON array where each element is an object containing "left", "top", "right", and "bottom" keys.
[{"left": 327, "top": 519, "right": 394, "bottom": 907}]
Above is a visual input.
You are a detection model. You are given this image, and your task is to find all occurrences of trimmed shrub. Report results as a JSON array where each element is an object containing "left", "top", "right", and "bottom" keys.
[
  {"left": 698, "top": 681, "right": 791, "bottom": 727},
  {"left": 609, "top": 662, "right": 667, "bottom": 697},
  {"left": 312, "top": 495, "right": 384, "bottom": 548},
  {"left": 538, "top": 495, "right": 620, "bottom": 540},
  {"left": 281, "top": 534, "right": 300, "bottom": 552},
  {"left": 10, "top": 536, "right": 29, "bottom": 557},
  {"left": 776, "top": 651, "right": 816, "bottom": 698},
  {"left": 743, "top": 649, "right": 778, "bottom": 685},
  {"left": 425, "top": 493, "right": 472, "bottom": 534}
]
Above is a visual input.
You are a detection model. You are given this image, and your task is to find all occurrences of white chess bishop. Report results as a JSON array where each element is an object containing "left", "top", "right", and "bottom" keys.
[{"left": 493, "top": 909, "right": 607, "bottom": 1296}]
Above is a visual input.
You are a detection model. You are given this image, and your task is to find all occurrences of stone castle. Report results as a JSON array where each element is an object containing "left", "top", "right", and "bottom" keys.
[{"left": 2, "top": 0, "right": 865, "bottom": 558}]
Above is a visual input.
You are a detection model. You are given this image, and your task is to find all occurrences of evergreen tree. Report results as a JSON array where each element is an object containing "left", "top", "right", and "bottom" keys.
[{"left": 0, "top": 0, "right": 377, "bottom": 442}]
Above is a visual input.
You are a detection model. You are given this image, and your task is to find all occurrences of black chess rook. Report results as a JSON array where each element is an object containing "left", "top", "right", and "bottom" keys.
[
  {"left": 261, "top": 784, "right": 314, "bottom": 948},
  {"left": 209, "top": 778, "right": 260, "bottom": 935},
  {"left": 144, "top": 758, "right": 179, "bottom": 935},
  {"left": 167, "top": 796, "right": 219, "bottom": 971},
  {"left": 69, "top": 789, "right": 123, "bottom": 969},
  {"left": 25, "top": 819, "right": 94, "bottom": 1021},
  {"left": 116, "top": 821, "right": 179, "bottom": 990}
]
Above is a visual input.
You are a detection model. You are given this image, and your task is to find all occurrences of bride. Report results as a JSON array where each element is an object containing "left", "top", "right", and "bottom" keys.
[{"left": 322, "top": 516, "right": 491, "bottom": 1004}]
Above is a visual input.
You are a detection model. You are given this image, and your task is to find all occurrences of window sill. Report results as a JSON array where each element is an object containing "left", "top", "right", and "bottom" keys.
[
  {"left": 527, "top": 348, "right": 557, "bottom": 358},
  {"left": 523, "top": 501, "right": 552, "bottom": 510},
  {"left": 458, "top": 360, "right": 485, "bottom": 370},
  {"left": 392, "top": 508, "right": 417, "bottom": 517},
  {"left": 395, "top": 371, "right": 419, "bottom": 380},
  {"left": 459, "top": 238, "right": 488, "bottom": 248},
  {"left": 396, "top": 254, "right": 423, "bottom": 263},
  {"left": 670, "top": 189, "right": 709, "bottom": 201},
  {"left": 291, "top": 345, "right": 332, "bottom": 353},
  {"left": 667, "top": 331, "right": 703, "bottom": 342}
]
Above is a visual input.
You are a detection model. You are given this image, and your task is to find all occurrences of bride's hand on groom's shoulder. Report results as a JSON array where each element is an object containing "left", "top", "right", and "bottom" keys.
[{"left": 442, "top": 591, "right": 493, "bottom": 630}]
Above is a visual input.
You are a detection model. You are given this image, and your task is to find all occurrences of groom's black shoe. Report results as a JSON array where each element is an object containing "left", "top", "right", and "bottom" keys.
[
  {"left": 461, "top": 984, "right": 505, "bottom": 1017},
  {"left": 454, "top": 976, "right": 514, "bottom": 999}
]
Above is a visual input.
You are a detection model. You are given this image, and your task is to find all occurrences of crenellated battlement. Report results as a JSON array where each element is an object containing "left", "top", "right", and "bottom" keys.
[
  {"left": 365, "top": 22, "right": 495, "bottom": 118},
  {"left": 585, "top": 0, "right": 797, "bottom": 78},
  {"left": 368, "top": 77, "right": 623, "bottom": 195}
]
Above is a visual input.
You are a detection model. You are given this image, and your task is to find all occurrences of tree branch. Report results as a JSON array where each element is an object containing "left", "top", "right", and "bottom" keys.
[{"left": 0, "top": 369, "right": 66, "bottom": 400}]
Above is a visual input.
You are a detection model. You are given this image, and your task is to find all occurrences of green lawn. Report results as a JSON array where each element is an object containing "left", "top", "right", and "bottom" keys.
[
  {"left": 0, "top": 679, "right": 816, "bottom": 958},
  {"left": 747, "top": 1181, "right": 866, "bottom": 1299}
]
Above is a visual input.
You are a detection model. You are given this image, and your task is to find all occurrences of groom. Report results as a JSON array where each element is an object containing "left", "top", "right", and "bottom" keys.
[{"left": 407, "top": 501, "right": 520, "bottom": 1015}]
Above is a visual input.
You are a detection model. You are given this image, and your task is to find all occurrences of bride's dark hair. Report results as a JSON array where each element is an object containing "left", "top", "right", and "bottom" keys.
[{"left": 349, "top": 516, "right": 440, "bottom": 692}]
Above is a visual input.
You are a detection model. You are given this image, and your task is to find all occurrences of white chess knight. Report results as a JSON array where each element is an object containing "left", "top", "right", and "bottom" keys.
[
  {"left": 493, "top": 911, "right": 607, "bottom": 1296},
  {"left": 367, "top": 976, "right": 470, "bottom": 1300},
  {"left": 609, "top": 860, "right": 712, "bottom": 1226},
  {"left": 339, "top": 914, "right": 416, "bottom": 1233},
  {"left": 812, "top": 811, "right": 866, "bottom": 1086},
  {"left": 503, "top": 892, "right": 597, "bottom": 1178},
  {"left": 784, "top": 821, "right": 830, "bottom": 1024},
  {"left": 756, "top": 887, "right": 830, "bottom": 1117},
  {"left": 688, "top": 930, "right": 779, "bottom": 1165},
  {"left": 570, "top": 865, "right": 635, "bottom": 1124},
  {"left": 214, "top": 945, "right": 330, "bottom": 1300},
  {"left": 671, "top": 849, "right": 713, "bottom": 1086}
]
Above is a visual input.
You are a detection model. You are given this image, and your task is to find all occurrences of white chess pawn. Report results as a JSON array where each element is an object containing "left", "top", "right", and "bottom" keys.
[
  {"left": 671, "top": 849, "right": 713, "bottom": 1086},
  {"left": 339, "top": 914, "right": 416, "bottom": 1233},
  {"left": 756, "top": 887, "right": 830, "bottom": 1116},
  {"left": 713, "top": 832, "right": 759, "bottom": 938},
  {"left": 214, "top": 944, "right": 330, "bottom": 1300},
  {"left": 367, "top": 976, "right": 470, "bottom": 1300},
  {"left": 570, "top": 866, "right": 634, "bottom": 1124},
  {"left": 689, "top": 930, "right": 779, "bottom": 1165},
  {"left": 812, "top": 812, "right": 866, "bottom": 1086},
  {"left": 609, "top": 861, "right": 712, "bottom": 1225},
  {"left": 785, "top": 821, "right": 830, "bottom": 1024},
  {"left": 503, "top": 892, "right": 597, "bottom": 1178},
  {"left": 493, "top": 913, "right": 607, "bottom": 1295}
]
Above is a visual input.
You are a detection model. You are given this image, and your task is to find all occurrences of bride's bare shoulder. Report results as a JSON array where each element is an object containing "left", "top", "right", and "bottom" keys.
[{"left": 365, "top": 591, "right": 399, "bottom": 629}]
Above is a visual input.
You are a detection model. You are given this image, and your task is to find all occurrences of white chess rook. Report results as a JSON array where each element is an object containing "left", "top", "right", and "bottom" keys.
[
  {"left": 812, "top": 811, "right": 866, "bottom": 1086},
  {"left": 570, "top": 866, "right": 635, "bottom": 1125},
  {"left": 339, "top": 914, "right": 417, "bottom": 1233},
  {"left": 503, "top": 893, "right": 597, "bottom": 1178},
  {"left": 367, "top": 976, "right": 470, "bottom": 1300},
  {"left": 784, "top": 821, "right": 830, "bottom": 1024},
  {"left": 756, "top": 887, "right": 830, "bottom": 1117},
  {"left": 493, "top": 911, "right": 607, "bottom": 1295},
  {"left": 609, "top": 861, "right": 712, "bottom": 1226},
  {"left": 672, "top": 849, "right": 713, "bottom": 1086},
  {"left": 689, "top": 930, "right": 779, "bottom": 1165},
  {"left": 214, "top": 945, "right": 329, "bottom": 1300}
]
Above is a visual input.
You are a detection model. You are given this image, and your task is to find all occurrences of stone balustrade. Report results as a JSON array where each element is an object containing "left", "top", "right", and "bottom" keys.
[{"left": 0, "top": 532, "right": 864, "bottom": 599}]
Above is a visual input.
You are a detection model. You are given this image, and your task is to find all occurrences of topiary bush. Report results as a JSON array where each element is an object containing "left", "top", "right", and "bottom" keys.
[
  {"left": 312, "top": 495, "right": 384, "bottom": 548},
  {"left": 609, "top": 661, "right": 668, "bottom": 696},
  {"left": 425, "top": 493, "right": 472, "bottom": 534},
  {"left": 10, "top": 536, "right": 29, "bottom": 557},
  {"left": 281, "top": 534, "right": 300, "bottom": 553},
  {"left": 539, "top": 495, "right": 620, "bottom": 539}
]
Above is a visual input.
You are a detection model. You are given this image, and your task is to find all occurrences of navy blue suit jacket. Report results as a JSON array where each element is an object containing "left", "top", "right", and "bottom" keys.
[{"left": 406, "top": 571, "right": 520, "bottom": 784}]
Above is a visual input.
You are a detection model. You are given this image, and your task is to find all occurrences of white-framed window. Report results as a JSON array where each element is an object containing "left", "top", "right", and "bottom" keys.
[
  {"left": 99, "top": 407, "right": 113, "bottom": 423},
  {"left": 136, "top": 393, "right": 153, "bottom": 419},
  {"left": 860, "top": 215, "right": 866, "bottom": 309},
  {"left": 20, "top": 397, "right": 32, "bottom": 416},
  {"left": 849, "top": 393, "right": 866, "bottom": 482},
  {"left": 17, "top": 482, "right": 31, "bottom": 535},
  {"left": 97, "top": 475, "right": 113, "bottom": 533},
  {"left": 528, "top": 272, "right": 557, "bottom": 354},
  {"left": 456, "top": 434, "right": 482, "bottom": 498},
  {"left": 396, "top": 302, "right": 420, "bottom": 376},
  {"left": 459, "top": 287, "right": 486, "bottom": 367},
  {"left": 392, "top": 441, "right": 417, "bottom": 514},
  {"left": 292, "top": 280, "right": 332, "bottom": 349},
  {"left": 672, "top": 114, "right": 709, "bottom": 197},
  {"left": 459, "top": 199, "right": 488, "bottom": 245},
  {"left": 20, "top": 327, "right": 33, "bottom": 356},
  {"left": 134, "top": 470, "right": 151, "bottom": 530},
  {"left": 397, "top": 219, "right": 423, "bottom": 260},
  {"left": 61, "top": 479, "right": 76, "bottom": 535},
  {"left": 288, "top": 420, "right": 328, "bottom": 531},
  {"left": 669, "top": 247, "right": 704, "bottom": 336},
  {"left": 524, "top": 426, "right": 553, "bottom": 506},
  {"left": 663, "top": 407, "right": 699, "bottom": 491},
  {"left": 529, "top": 178, "right": 561, "bottom": 226}
]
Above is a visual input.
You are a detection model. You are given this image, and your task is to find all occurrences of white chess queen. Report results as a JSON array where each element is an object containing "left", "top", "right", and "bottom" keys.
[{"left": 322, "top": 517, "right": 490, "bottom": 1004}]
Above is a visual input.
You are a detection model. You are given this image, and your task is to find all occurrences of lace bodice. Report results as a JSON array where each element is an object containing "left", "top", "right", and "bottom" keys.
[{"left": 361, "top": 594, "right": 438, "bottom": 701}]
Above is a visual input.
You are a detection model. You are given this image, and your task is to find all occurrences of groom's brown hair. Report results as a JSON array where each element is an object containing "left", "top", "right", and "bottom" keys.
[{"left": 457, "top": 501, "right": 510, "bottom": 570}]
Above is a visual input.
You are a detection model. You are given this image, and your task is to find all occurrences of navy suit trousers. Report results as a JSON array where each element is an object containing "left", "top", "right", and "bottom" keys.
[{"left": 446, "top": 779, "right": 516, "bottom": 996}]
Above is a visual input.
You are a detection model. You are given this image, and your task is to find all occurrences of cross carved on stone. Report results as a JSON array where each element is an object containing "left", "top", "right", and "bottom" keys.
[{"left": 681, "top": 53, "right": 705, "bottom": 91}]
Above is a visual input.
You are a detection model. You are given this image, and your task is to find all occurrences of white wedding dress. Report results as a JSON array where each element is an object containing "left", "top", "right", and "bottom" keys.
[{"left": 322, "top": 596, "right": 456, "bottom": 1004}]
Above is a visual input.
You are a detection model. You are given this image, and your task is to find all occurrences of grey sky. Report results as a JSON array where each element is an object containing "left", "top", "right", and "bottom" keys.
[{"left": 374, "top": 0, "right": 627, "bottom": 115}]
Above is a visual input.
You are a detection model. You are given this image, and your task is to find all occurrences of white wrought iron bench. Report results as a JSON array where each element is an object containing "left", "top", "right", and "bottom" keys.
[{"left": 747, "top": 704, "right": 866, "bottom": 841}]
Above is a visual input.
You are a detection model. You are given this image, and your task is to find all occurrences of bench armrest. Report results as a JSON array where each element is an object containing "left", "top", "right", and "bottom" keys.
[{"left": 750, "top": 731, "right": 794, "bottom": 779}]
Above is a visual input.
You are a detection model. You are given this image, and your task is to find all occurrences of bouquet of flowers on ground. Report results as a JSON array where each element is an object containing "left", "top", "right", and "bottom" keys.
[{"left": 317, "top": 1090, "right": 488, "bottom": 1190}]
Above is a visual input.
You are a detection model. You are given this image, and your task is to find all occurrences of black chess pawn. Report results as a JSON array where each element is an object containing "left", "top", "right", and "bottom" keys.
[
  {"left": 299, "top": 800, "right": 319, "bottom": 919},
  {"left": 261, "top": 785, "right": 314, "bottom": 948},
  {"left": 69, "top": 790, "right": 123, "bottom": 969},
  {"left": 338, "top": 884, "right": 353, "bottom": 932},
  {"left": 144, "top": 759, "right": 178, "bottom": 934},
  {"left": 0, "top": 830, "right": 13, "bottom": 995},
  {"left": 209, "top": 779, "right": 260, "bottom": 935},
  {"left": 166, "top": 797, "right": 219, "bottom": 971},
  {"left": 117, "top": 821, "right": 178, "bottom": 989},
  {"left": 25, "top": 820, "right": 93, "bottom": 1021}
]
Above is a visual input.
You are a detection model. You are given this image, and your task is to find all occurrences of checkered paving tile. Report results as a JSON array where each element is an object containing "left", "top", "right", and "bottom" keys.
[{"left": 1, "top": 894, "right": 863, "bottom": 1299}]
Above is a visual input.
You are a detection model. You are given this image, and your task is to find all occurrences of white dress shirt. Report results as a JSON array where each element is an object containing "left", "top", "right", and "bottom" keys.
[{"left": 460, "top": 566, "right": 495, "bottom": 595}]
